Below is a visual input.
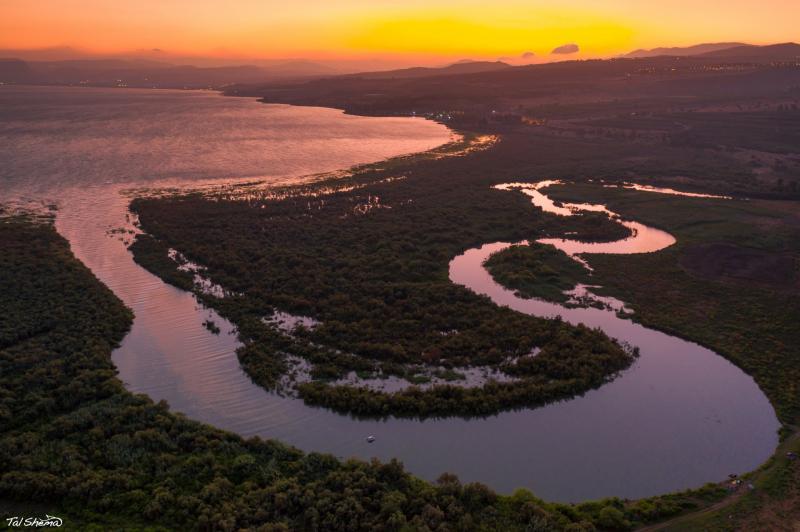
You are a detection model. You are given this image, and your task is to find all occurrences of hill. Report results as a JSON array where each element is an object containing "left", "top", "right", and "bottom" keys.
[
  {"left": 0, "top": 58, "right": 34, "bottom": 82},
  {"left": 698, "top": 42, "right": 800, "bottom": 61},
  {"left": 626, "top": 42, "right": 746, "bottom": 58},
  {"left": 344, "top": 60, "right": 512, "bottom": 80},
  {"left": 0, "top": 57, "right": 337, "bottom": 88},
  {"left": 229, "top": 54, "right": 800, "bottom": 123}
]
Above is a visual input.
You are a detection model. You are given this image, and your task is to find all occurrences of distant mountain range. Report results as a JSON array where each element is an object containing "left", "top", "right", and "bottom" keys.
[
  {"left": 0, "top": 56, "right": 336, "bottom": 88},
  {"left": 0, "top": 58, "right": 515, "bottom": 88},
  {"left": 1, "top": 42, "right": 798, "bottom": 90},
  {"left": 697, "top": 42, "right": 800, "bottom": 60},
  {"left": 626, "top": 42, "right": 800, "bottom": 61},
  {"left": 345, "top": 61, "right": 512, "bottom": 80},
  {"left": 626, "top": 43, "right": 747, "bottom": 58},
  {"left": 230, "top": 41, "right": 800, "bottom": 122}
]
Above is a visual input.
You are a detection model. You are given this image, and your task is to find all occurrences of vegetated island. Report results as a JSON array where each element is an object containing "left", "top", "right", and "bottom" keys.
[
  {"left": 484, "top": 242, "right": 592, "bottom": 303},
  {"left": 1, "top": 215, "right": 733, "bottom": 530},
  {"left": 128, "top": 134, "right": 638, "bottom": 419}
]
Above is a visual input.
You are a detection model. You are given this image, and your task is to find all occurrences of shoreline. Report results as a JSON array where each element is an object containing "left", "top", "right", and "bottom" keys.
[
  {"left": 2, "top": 85, "right": 797, "bottom": 527},
  {"left": 125, "top": 109, "right": 776, "bottom": 502}
]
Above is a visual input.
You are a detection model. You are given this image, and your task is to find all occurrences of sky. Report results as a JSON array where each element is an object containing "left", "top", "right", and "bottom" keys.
[{"left": 1, "top": 0, "right": 798, "bottom": 66}]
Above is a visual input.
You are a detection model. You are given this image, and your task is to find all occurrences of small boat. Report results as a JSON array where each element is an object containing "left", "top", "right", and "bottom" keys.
[{"left": 366, "top": 435, "right": 376, "bottom": 443}]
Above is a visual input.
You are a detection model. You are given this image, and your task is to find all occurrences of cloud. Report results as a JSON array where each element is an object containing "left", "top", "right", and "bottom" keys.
[
  {"left": 520, "top": 51, "right": 535, "bottom": 59},
  {"left": 550, "top": 43, "right": 579, "bottom": 55}
]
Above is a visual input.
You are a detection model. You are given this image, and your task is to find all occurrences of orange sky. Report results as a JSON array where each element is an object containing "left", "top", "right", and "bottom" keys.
[{"left": 1, "top": 0, "right": 798, "bottom": 64}]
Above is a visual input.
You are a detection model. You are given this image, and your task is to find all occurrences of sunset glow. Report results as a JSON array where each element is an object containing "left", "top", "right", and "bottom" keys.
[{"left": 2, "top": 0, "right": 798, "bottom": 63}]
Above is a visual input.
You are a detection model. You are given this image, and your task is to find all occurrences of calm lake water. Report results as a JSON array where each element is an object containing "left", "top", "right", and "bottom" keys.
[{"left": 1, "top": 85, "right": 779, "bottom": 502}]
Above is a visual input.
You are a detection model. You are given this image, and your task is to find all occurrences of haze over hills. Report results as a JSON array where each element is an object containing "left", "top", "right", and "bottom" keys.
[
  {"left": 697, "top": 42, "right": 800, "bottom": 60},
  {"left": 0, "top": 56, "right": 337, "bottom": 88},
  {"left": 1, "top": 42, "right": 798, "bottom": 90},
  {"left": 343, "top": 61, "right": 512, "bottom": 80},
  {"left": 0, "top": 46, "right": 339, "bottom": 70},
  {"left": 625, "top": 42, "right": 800, "bottom": 61},
  {"left": 626, "top": 42, "right": 747, "bottom": 58},
  {"left": 0, "top": 56, "right": 517, "bottom": 88},
  {"left": 227, "top": 42, "right": 800, "bottom": 129}
]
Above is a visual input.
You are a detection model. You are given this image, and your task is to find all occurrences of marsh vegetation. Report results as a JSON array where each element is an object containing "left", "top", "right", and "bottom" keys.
[
  {"left": 1, "top": 218, "right": 732, "bottom": 530},
  {"left": 129, "top": 134, "right": 640, "bottom": 418}
]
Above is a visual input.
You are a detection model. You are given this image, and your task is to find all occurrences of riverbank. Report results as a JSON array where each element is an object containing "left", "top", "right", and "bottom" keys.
[
  {"left": 540, "top": 182, "right": 800, "bottom": 427},
  {"left": 1, "top": 215, "right": 745, "bottom": 531},
  {"left": 3, "top": 81, "right": 797, "bottom": 527},
  {"left": 484, "top": 180, "right": 800, "bottom": 528},
  {"left": 126, "top": 126, "right": 778, "bottom": 506},
  {"left": 2, "top": 131, "right": 791, "bottom": 528},
  {"left": 129, "top": 132, "right": 637, "bottom": 420}
]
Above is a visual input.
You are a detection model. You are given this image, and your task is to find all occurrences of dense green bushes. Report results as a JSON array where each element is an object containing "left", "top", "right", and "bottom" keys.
[
  {"left": 129, "top": 234, "right": 195, "bottom": 290},
  {"left": 484, "top": 243, "right": 590, "bottom": 302},
  {"left": 0, "top": 218, "right": 716, "bottom": 530},
  {"left": 130, "top": 135, "right": 638, "bottom": 418}
]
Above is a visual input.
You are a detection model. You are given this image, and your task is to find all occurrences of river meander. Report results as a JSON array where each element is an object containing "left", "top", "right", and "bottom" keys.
[{"left": 1, "top": 85, "right": 779, "bottom": 502}]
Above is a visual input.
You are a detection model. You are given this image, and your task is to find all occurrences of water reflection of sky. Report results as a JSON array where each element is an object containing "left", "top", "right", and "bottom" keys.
[
  {"left": 496, "top": 180, "right": 677, "bottom": 256},
  {"left": 2, "top": 86, "right": 780, "bottom": 503}
]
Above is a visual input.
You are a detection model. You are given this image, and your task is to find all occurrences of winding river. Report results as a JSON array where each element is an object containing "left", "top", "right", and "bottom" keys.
[{"left": 1, "top": 85, "right": 779, "bottom": 503}]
